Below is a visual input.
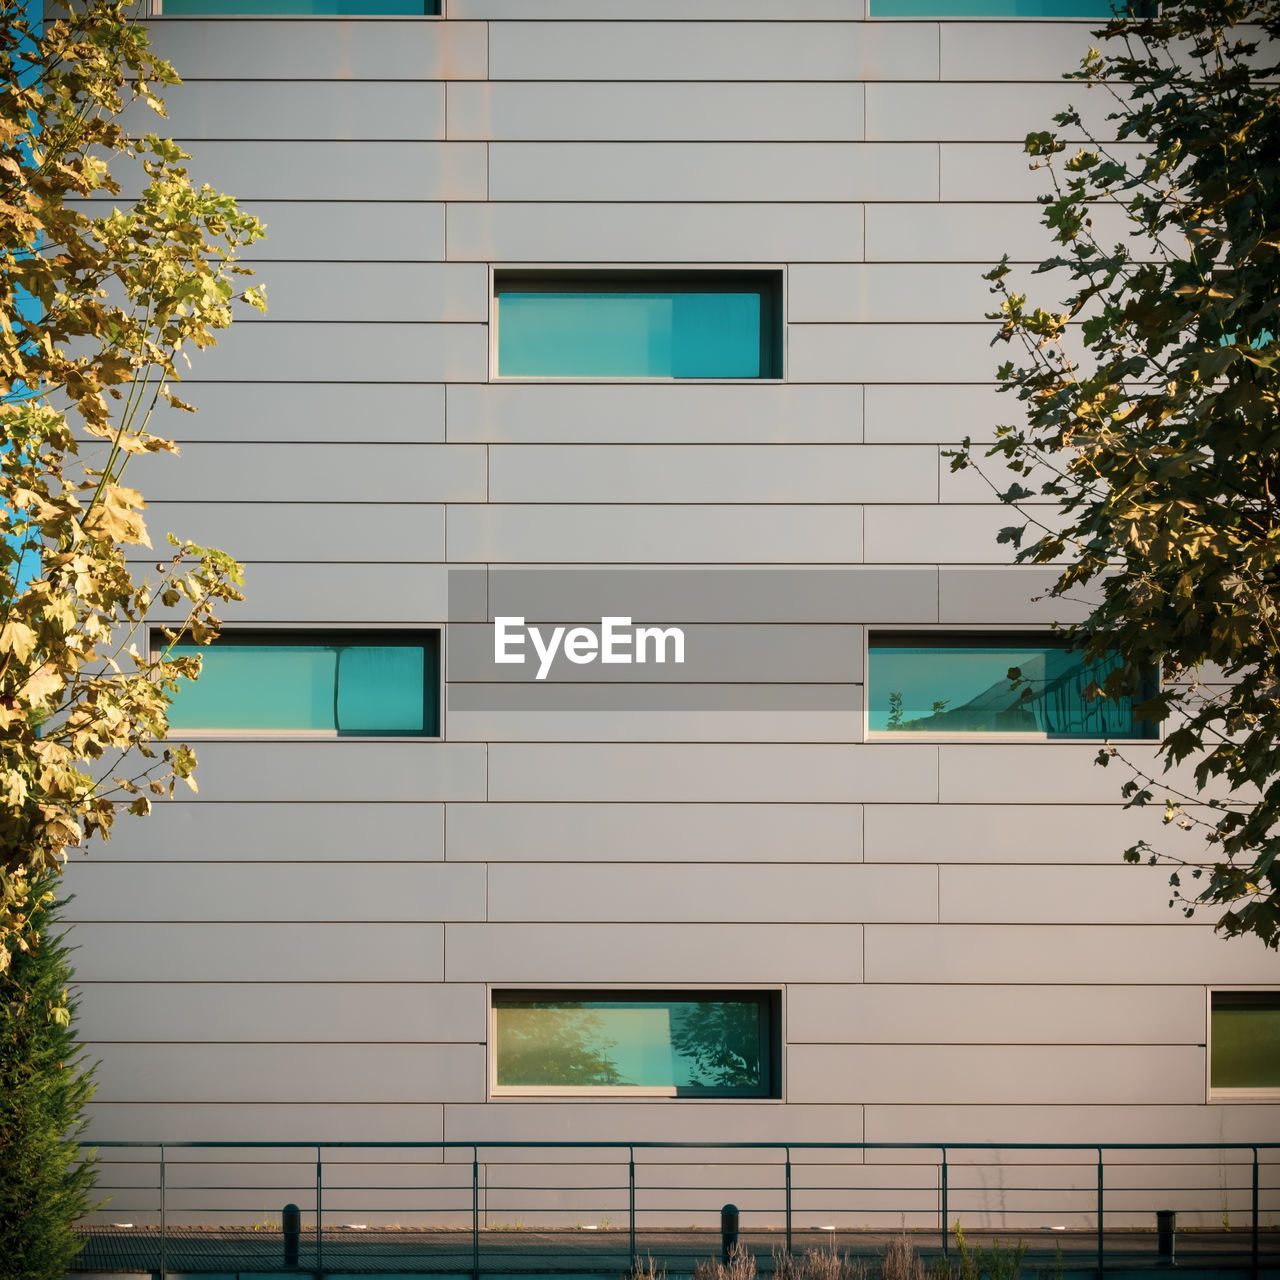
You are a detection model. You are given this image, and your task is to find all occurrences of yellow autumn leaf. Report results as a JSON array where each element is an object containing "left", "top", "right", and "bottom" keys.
[{"left": 0, "top": 620, "right": 39, "bottom": 662}]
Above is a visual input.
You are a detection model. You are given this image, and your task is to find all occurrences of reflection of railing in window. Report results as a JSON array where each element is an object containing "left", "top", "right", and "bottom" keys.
[
  {"left": 892, "top": 654, "right": 1135, "bottom": 736},
  {"left": 333, "top": 646, "right": 345, "bottom": 732}
]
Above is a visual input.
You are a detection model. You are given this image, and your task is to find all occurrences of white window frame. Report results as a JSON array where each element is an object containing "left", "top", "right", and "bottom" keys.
[{"left": 1207, "top": 986, "right": 1280, "bottom": 1103}]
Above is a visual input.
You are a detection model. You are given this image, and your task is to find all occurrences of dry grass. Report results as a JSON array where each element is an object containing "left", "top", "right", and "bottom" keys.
[
  {"left": 679, "top": 1230, "right": 1027, "bottom": 1280},
  {"left": 695, "top": 1243, "right": 758, "bottom": 1280},
  {"left": 628, "top": 1253, "right": 668, "bottom": 1280},
  {"left": 778, "top": 1245, "right": 870, "bottom": 1280}
]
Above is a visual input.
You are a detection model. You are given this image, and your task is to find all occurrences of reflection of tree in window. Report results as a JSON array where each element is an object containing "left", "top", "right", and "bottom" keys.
[
  {"left": 495, "top": 1003, "right": 623, "bottom": 1086},
  {"left": 888, "top": 652, "right": 1134, "bottom": 736},
  {"left": 670, "top": 1001, "right": 762, "bottom": 1092}
]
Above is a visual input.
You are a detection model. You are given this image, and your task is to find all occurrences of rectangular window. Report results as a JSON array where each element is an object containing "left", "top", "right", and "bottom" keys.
[
  {"left": 160, "top": 630, "right": 440, "bottom": 736},
  {"left": 867, "top": 631, "right": 1157, "bottom": 739},
  {"left": 154, "top": 1, "right": 439, "bottom": 15},
  {"left": 494, "top": 272, "right": 783, "bottom": 380},
  {"left": 1211, "top": 991, "right": 1280, "bottom": 1096},
  {"left": 491, "top": 991, "right": 780, "bottom": 1098}
]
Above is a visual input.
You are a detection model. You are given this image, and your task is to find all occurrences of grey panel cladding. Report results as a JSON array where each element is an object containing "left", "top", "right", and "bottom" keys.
[
  {"left": 127, "top": 79, "right": 447, "bottom": 140},
  {"left": 236, "top": 203, "right": 446, "bottom": 263},
  {"left": 235, "top": 263, "right": 488, "bottom": 323},
  {"left": 83, "top": 1, "right": 1280, "bottom": 1165},
  {"left": 446, "top": 203, "right": 865, "bottom": 264},
  {"left": 155, "top": 141, "right": 487, "bottom": 200},
  {"left": 486, "top": 22, "right": 939, "bottom": 81},
  {"left": 444, "top": 802, "right": 863, "bottom": 863},
  {"left": 939, "top": 865, "right": 1201, "bottom": 926},
  {"left": 866, "top": 1103, "right": 1280, "bottom": 1146},
  {"left": 485, "top": 445, "right": 935, "bottom": 504},
  {"left": 444, "top": 505, "right": 865, "bottom": 563},
  {"left": 790, "top": 324, "right": 997, "bottom": 384},
  {"left": 175, "top": 322, "right": 487, "bottom": 382},
  {"left": 864, "top": 82, "right": 1113, "bottom": 142},
  {"left": 788, "top": 1044, "right": 1205, "bottom": 1105},
  {"left": 467, "top": 566, "right": 937, "bottom": 623},
  {"left": 488, "top": 142, "right": 938, "bottom": 201},
  {"left": 97, "top": 801, "right": 444, "bottom": 862},
  {"left": 791, "top": 264, "right": 1049, "bottom": 325},
  {"left": 786, "top": 984, "right": 1203, "bottom": 1046},
  {"left": 145, "top": 503, "right": 445, "bottom": 563},
  {"left": 863, "top": 385, "right": 1005, "bottom": 445},
  {"left": 156, "top": 383, "right": 446, "bottom": 443},
  {"left": 446, "top": 384, "right": 866, "bottom": 444},
  {"left": 865, "top": 803, "right": 1196, "bottom": 866},
  {"left": 446, "top": 82, "right": 865, "bottom": 141},
  {"left": 126, "top": 443, "right": 486, "bottom": 503},
  {"left": 864, "top": 201, "right": 1154, "bottom": 264},
  {"left": 444, "top": 1102, "right": 865, "bottom": 1144},
  {"left": 61, "top": 862, "right": 486, "bottom": 923},
  {"left": 92, "top": 1044, "right": 485, "bottom": 1104},
  {"left": 144, "top": 19, "right": 488, "bottom": 80},
  {"left": 76, "top": 983, "right": 487, "bottom": 1043},
  {"left": 84, "top": 1102, "right": 446, "bottom": 1144},
  {"left": 485, "top": 744, "right": 939, "bottom": 803},
  {"left": 444, "top": 701, "right": 862, "bottom": 745},
  {"left": 457, "top": 1, "right": 875, "bottom": 18},
  {"left": 161, "top": 743, "right": 486, "bottom": 803},
  {"left": 444, "top": 923, "right": 864, "bottom": 983},
  {"left": 71, "top": 923, "right": 445, "bottom": 982},
  {"left": 864, "top": 925, "right": 1280, "bottom": 985},
  {"left": 937, "top": 22, "right": 1105, "bottom": 81},
  {"left": 485, "top": 864, "right": 935, "bottom": 923},
  {"left": 210, "top": 563, "right": 451, "bottom": 624}
]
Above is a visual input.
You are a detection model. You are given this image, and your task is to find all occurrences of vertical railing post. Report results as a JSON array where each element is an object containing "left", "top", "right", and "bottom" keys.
[
  {"left": 629, "top": 1146, "right": 637, "bottom": 1271},
  {"left": 158, "top": 1145, "right": 166, "bottom": 1280},
  {"left": 940, "top": 1148, "right": 949, "bottom": 1259},
  {"left": 1096, "top": 1148, "right": 1104, "bottom": 1280},
  {"left": 316, "top": 1145, "right": 323, "bottom": 1279},
  {"left": 472, "top": 1147, "right": 480, "bottom": 1280},
  {"left": 785, "top": 1146, "right": 793, "bottom": 1257},
  {"left": 1252, "top": 1147, "right": 1260, "bottom": 1280}
]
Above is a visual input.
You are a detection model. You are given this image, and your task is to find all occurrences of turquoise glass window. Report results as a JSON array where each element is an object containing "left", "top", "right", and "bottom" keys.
[
  {"left": 1211, "top": 992, "right": 1280, "bottom": 1092},
  {"left": 163, "top": 631, "right": 439, "bottom": 735},
  {"left": 496, "top": 274, "right": 781, "bottom": 379},
  {"left": 869, "top": 1, "right": 1142, "bottom": 15},
  {"left": 158, "top": 0, "right": 438, "bottom": 15},
  {"left": 868, "top": 632, "right": 1156, "bottom": 738},
  {"left": 493, "top": 992, "right": 778, "bottom": 1096}
]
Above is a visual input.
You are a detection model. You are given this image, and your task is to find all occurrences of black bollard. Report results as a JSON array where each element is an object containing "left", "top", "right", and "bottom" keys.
[
  {"left": 1156, "top": 1209, "right": 1176, "bottom": 1266},
  {"left": 721, "top": 1203, "right": 739, "bottom": 1265},
  {"left": 282, "top": 1202, "right": 301, "bottom": 1268}
]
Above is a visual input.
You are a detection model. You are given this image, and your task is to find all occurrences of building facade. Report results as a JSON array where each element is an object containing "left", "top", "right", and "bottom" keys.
[{"left": 61, "top": 0, "right": 1280, "bottom": 1232}]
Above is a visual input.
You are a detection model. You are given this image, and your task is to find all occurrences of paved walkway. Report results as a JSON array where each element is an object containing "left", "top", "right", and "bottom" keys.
[{"left": 71, "top": 1225, "right": 1280, "bottom": 1276}]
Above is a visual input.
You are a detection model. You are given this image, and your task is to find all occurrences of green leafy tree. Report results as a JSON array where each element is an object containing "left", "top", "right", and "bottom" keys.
[
  {"left": 495, "top": 1003, "right": 624, "bottom": 1087},
  {"left": 0, "top": 887, "right": 97, "bottom": 1280},
  {"left": 669, "top": 1000, "right": 764, "bottom": 1093},
  {"left": 0, "top": 0, "right": 264, "bottom": 969},
  {"left": 956, "top": 0, "right": 1280, "bottom": 944}
]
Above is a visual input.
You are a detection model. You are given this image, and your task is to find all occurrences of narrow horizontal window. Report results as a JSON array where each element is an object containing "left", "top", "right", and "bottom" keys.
[
  {"left": 868, "top": 631, "right": 1157, "bottom": 739},
  {"left": 159, "top": 630, "right": 440, "bottom": 736},
  {"left": 868, "top": 0, "right": 1150, "bottom": 14},
  {"left": 495, "top": 272, "right": 782, "bottom": 380},
  {"left": 154, "top": 0, "right": 439, "bottom": 15},
  {"left": 492, "top": 991, "right": 780, "bottom": 1098},
  {"left": 1211, "top": 991, "right": 1280, "bottom": 1095}
]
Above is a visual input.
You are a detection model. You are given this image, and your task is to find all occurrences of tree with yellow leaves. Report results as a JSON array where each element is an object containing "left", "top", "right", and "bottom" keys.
[{"left": 0, "top": 0, "right": 264, "bottom": 971}]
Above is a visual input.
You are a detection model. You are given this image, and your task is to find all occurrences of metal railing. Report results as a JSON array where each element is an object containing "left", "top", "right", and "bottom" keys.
[{"left": 75, "top": 1140, "right": 1280, "bottom": 1278}]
